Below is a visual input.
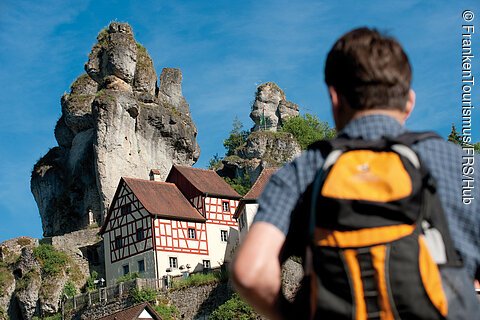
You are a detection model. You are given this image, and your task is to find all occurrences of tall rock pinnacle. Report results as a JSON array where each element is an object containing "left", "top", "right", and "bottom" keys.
[{"left": 31, "top": 22, "right": 200, "bottom": 236}]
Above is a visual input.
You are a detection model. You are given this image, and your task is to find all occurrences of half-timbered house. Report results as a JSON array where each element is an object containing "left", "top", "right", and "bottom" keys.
[
  {"left": 166, "top": 165, "right": 241, "bottom": 268},
  {"left": 100, "top": 177, "right": 208, "bottom": 285},
  {"left": 234, "top": 168, "right": 277, "bottom": 242}
]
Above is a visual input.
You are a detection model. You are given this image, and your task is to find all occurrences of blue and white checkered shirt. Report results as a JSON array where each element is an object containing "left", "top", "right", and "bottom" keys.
[{"left": 254, "top": 114, "right": 480, "bottom": 279}]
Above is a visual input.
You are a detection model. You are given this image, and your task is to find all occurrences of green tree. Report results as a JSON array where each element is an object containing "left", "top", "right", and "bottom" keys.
[
  {"left": 473, "top": 142, "right": 480, "bottom": 153},
  {"left": 447, "top": 124, "right": 462, "bottom": 145},
  {"left": 280, "top": 114, "right": 336, "bottom": 149},
  {"left": 223, "top": 117, "right": 249, "bottom": 156},
  {"left": 208, "top": 153, "right": 223, "bottom": 170},
  {"left": 224, "top": 173, "right": 251, "bottom": 196}
]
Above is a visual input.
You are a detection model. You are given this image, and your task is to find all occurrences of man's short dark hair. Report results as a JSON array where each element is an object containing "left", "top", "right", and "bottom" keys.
[{"left": 325, "top": 27, "right": 412, "bottom": 111}]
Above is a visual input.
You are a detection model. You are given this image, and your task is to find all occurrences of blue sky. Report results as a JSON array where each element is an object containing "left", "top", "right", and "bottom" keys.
[{"left": 0, "top": 0, "right": 479, "bottom": 242}]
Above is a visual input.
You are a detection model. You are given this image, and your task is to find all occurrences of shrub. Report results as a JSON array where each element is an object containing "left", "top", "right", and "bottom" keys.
[
  {"left": 209, "top": 293, "right": 257, "bottom": 320},
  {"left": 224, "top": 117, "right": 249, "bottom": 156},
  {"left": 62, "top": 281, "right": 77, "bottom": 298},
  {"left": 116, "top": 272, "right": 140, "bottom": 284},
  {"left": 33, "top": 244, "right": 68, "bottom": 276},
  {"left": 280, "top": 114, "right": 335, "bottom": 149},
  {"left": 85, "top": 270, "right": 98, "bottom": 292},
  {"left": 153, "top": 304, "right": 178, "bottom": 320},
  {"left": 32, "top": 313, "right": 61, "bottom": 320},
  {"left": 130, "top": 287, "right": 157, "bottom": 303}
]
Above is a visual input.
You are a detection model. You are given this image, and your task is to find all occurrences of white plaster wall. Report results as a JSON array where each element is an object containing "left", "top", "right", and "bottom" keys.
[
  {"left": 205, "top": 223, "right": 239, "bottom": 265},
  {"left": 154, "top": 250, "right": 211, "bottom": 277},
  {"left": 245, "top": 203, "right": 259, "bottom": 230}
]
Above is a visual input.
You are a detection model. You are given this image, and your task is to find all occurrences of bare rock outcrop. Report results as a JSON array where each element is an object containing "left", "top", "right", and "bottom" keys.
[
  {"left": 1, "top": 237, "right": 88, "bottom": 319},
  {"left": 250, "top": 82, "right": 299, "bottom": 132},
  {"left": 219, "top": 83, "right": 301, "bottom": 182},
  {"left": 31, "top": 22, "right": 200, "bottom": 237}
]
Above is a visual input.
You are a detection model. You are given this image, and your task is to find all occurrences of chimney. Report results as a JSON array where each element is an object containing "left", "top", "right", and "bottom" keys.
[{"left": 149, "top": 169, "right": 162, "bottom": 181}]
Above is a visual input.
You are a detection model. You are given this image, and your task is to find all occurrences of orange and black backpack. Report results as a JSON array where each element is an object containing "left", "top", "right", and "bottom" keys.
[{"left": 282, "top": 132, "right": 464, "bottom": 320}]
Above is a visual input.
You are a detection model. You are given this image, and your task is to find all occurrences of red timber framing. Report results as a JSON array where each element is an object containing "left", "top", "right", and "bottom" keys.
[
  {"left": 154, "top": 218, "right": 208, "bottom": 254},
  {"left": 107, "top": 182, "right": 153, "bottom": 263},
  {"left": 204, "top": 197, "right": 238, "bottom": 226}
]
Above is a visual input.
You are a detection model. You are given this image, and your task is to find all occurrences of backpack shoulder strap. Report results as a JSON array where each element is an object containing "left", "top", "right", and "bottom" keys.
[{"left": 390, "top": 131, "right": 442, "bottom": 146}]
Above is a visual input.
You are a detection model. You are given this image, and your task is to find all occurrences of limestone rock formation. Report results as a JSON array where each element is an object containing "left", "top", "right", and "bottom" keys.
[
  {"left": 31, "top": 22, "right": 200, "bottom": 237},
  {"left": 218, "top": 83, "right": 301, "bottom": 182},
  {"left": 250, "top": 82, "right": 299, "bottom": 132},
  {"left": 0, "top": 237, "right": 86, "bottom": 319}
]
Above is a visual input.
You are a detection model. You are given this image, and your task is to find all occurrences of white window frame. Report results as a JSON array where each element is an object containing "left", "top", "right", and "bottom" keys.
[
  {"left": 169, "top": 257, "right": 178, "bottom": 269},
  {"left": 203, "top": 260, "right": 211, "bottom": 269},
  {"left": 220, "top": 230, "right": 228, "bottom": 242},
  {"left": 188, "top": 228, "right": 196, "bottom": 239},
  {"left": 222, "top": 201, "right": 230, "bottom": 212}
]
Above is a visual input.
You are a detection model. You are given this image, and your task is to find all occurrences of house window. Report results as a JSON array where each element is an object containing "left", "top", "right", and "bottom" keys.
[
  {"left": 169, "top": 257, "right": 178, "bottom": 269},
  {"left": 138, "top": 259, "right": 145, "bottom": 273},
  {"left": 220, "top": 230, "right": 228, "bottom": 242},
  {"left": 222, "top": 201, "right": 230, "bottom": 212},
  {"left": 122, "top": 264, "right": 129, "bottom": 275},
  {"left": 188, "top": 228, "right": 196, "bottom": 239},
  {"left": 203, "top": 260, "right": 211, "bottom": 270},
  {"left": 121, "top": 204, "right": 131, "bottom": 215},
  {"left": 115, "top": 236, "right": 123, "bottom": 249},
  {"left": 136, "top": 228, "right": 144, "bottom": 241}
]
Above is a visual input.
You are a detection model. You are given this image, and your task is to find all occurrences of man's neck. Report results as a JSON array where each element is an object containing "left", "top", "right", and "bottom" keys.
[{"left": 352, "top": 109, "right": 406, "bottom": 125}]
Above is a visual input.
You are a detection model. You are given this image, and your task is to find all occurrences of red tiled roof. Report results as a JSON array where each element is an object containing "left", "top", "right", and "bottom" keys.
[
  {"left": 123, "top": 177, "right": 206, "bottom": 223},
  {"left": 243, "top": 168, "right": 278, "bottom": 200},
  {"left": 172, "top": 165, "right": 241, "bottom": 199},
  {"left": 98, "top": 302, "right": 162, "bottom": 320},
  {"left": 233, "top": 168, "right": 278, "bottom": 219}
]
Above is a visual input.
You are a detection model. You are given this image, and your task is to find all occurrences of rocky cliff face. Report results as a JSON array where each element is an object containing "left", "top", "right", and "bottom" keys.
[
  {"left": 31, "top": 22, "right": 200, "bottom": 237},
  {"left": 0, "top": 237, "right": 86, "bottom": 320},
  {"left": 250, "top": 82, "right": 299, "bottom": 132},
  {"left": 219, "top": 82, "right": 301, "bottom": 182}
]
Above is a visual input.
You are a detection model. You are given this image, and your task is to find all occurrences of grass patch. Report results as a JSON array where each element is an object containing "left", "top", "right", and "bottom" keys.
[
  {"left": 0, "top": 266, "right": 13, "bottom": 296},
  {"left": 16, "top": 269, "right": 41, "bottom": 291},
  {"left": 153, "top": 303, "right": 178, "bottom": 320},
  {"left": 209, "top": 293, "right": 257, "bottom": 320},
  {"left": 17, "top": 237, "right": 33, "bottom": 246},
  {"left": 33, "top": 244, "right": 68, "bottom": 276},
  {"left": 171, "top": 270, "right": 227, "bottom": 290},
  {"left": 96, "top": 27, "right": 109, "bottom": 46}
]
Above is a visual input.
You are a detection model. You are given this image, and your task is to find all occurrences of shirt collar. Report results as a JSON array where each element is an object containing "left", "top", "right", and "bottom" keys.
[{"left": 340, "top": 114, "right": 406, "bottom": 140}]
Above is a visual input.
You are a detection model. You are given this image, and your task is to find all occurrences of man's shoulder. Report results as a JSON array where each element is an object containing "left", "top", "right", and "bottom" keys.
[{"left": 412, "top": 135, "right": 464, "bottom": 160}]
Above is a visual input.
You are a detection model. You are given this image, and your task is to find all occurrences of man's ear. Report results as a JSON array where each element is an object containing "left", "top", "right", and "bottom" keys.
[
  {"left": 328, "top": 86, "right": 339, "bottom": 108},
  {"left": 404, "top": 89, "right": 415, "bottom": 120}
]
